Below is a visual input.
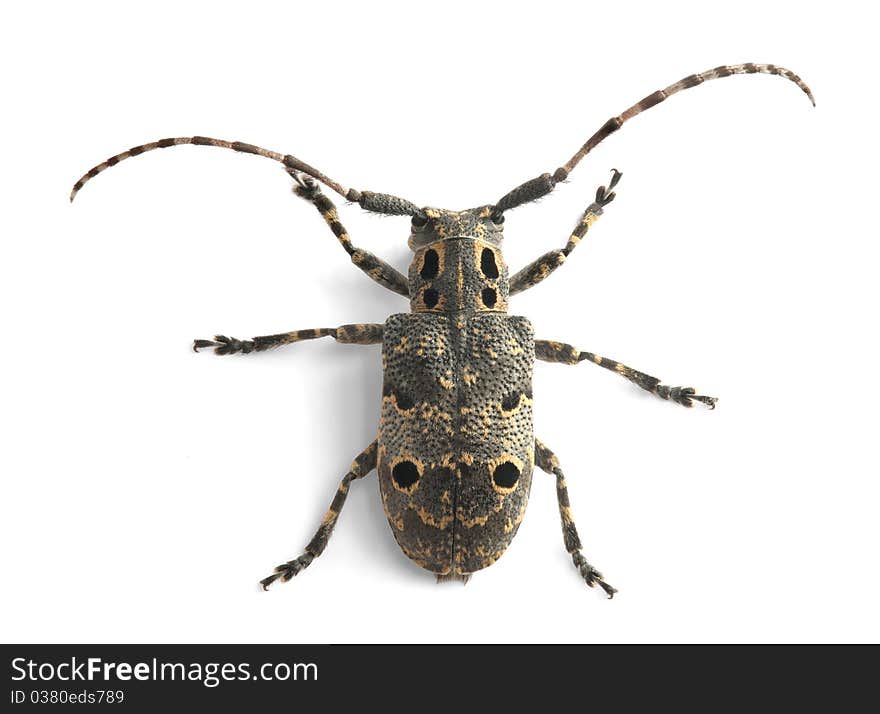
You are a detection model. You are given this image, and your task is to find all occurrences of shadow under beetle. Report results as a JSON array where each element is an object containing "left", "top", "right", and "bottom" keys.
[{"left": 72, "top": 63, "right": 814, "bottom": 597}]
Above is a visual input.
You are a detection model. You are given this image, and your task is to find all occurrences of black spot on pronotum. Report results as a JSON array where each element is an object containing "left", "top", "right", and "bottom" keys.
[
  {"left": 480, "top": 248, "right": 499, "bottom": 279},
  {"left": 481, "top": 287, "right": 497, "bottom": 308},
  {"left": 501, "top": 392, "right": 521, "bottom": 411},
  {"left": 492, "top": 461, "right": 520, "bottom": 489},
  {"left": 423, "top": 288, "right": 439, "bottom": 308},
  {"left": 394, "top": 391, "right": 415, "bottom": 410},
  {"left": 420, "top": 249, "right": 439, "bottom": 279},
  {"left": 392, "top": 461, "right": 420, "bottom": 489}
]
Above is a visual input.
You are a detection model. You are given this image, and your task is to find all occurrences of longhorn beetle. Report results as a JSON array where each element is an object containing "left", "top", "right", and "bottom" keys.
[{"left": 72, "top": 63, "right": 814, "bottom": 597}]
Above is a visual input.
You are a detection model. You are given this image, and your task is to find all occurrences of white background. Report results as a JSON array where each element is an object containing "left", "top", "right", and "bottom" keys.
[{"left": 2, "top": 1, "right": 878, "bottom": 644}]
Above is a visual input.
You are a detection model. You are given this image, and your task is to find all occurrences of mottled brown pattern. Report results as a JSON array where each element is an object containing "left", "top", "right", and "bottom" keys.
[
  {"left": 379, "top": 313, "right": 534, "bottom": 576},
  {"left": 409, "top": 236, "right": 509, "bottom": 313},
  {"left": 408, "top": 207, "right": 503, "bottom": 250}
]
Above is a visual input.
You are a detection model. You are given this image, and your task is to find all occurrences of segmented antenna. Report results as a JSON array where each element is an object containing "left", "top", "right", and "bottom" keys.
[
  {"left": 69, "top": 136, "right": 356, "bottom": 203},
  {"left": 494, "top": 63, "right": 815, "bottom": 214}
]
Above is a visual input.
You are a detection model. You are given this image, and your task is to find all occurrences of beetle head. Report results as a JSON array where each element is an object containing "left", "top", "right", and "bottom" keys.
[{"left": 407, "top": 206, "right": 504, "bottom": 251}]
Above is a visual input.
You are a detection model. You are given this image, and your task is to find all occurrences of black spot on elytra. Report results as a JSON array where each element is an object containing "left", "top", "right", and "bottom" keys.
[
  {"left": 392, "top": 461, "right": 420, "bottom": 489},
  {"left": 423, "top": 288, "right": 439, "bottom": 308},
  {"left": 480, "top": 248, "right": 499, "bottom": 279},
  {"left": 420, "top": 249, "right": 439, "bottom": 279},
  {"left": 481, "top": 287, "right": 497, "bottom": 308},
  {"left": 501, "top": 392, "right": 521, "bottom": 411},
  {"left": 394, "top": 391, "right": 415, "bottom": 410},
  {"left": 492, "top": 461, "right": 520, "bottom": 489}
]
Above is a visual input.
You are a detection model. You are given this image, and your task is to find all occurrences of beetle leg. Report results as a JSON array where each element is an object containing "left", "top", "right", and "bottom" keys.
[
  {"left": 288, "top": 171, "right": 410, "bottom": 297},
  {"left": 508, "top": 170, "right": 620, "bottom": 295},
  {"left": 535, "top": 339, "right": 717, "bottom": 409},
  {"left": 193, "top": 323, "right": 383, "bottom": 355},
  {"left": 260, "top": 440, "right": 378, "bottom": 590},
  {"left": 534, "top": 439, "right": 616, "bottom": 599}
]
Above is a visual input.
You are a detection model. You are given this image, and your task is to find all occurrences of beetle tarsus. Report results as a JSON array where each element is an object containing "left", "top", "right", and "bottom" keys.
[
  {"left": 658, "top": 385, "right": 717, "bottom": 409},
  {"left": 596, "top": 169, "right": 622, "bottom": 206},
  {"left": 572, "top": 551, "right": 617, "bottom": 599},
  {"left": 596, "top": 579, "right": 617, "bottom": 599},
  {"left": 192, "top": 334, "right": 254, "bottom": 355},
  {"left": 261, "top": 553, "right": 315, "bottom": 590},
  {"left": 288, "top": 169, "right": 320, "bottom": 198}
]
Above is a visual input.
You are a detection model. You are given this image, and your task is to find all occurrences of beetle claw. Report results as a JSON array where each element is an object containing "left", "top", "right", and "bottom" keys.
[
  {"left": 690, "top": 393, "right": 718, "bottom": 409},
  {"left": 572, "top": 552, "right": 617, "bottom": 598},
  {"left": 192, "top": 339, "right": 219, "bottom": 352}
]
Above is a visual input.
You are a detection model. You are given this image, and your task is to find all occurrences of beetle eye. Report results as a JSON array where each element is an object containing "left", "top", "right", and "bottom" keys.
[
  {"left": 411, "top": 215, "right": 428, "bottom": 228},
  {"left": 490, "top": 212, "right": 505, "bottom": 226}
]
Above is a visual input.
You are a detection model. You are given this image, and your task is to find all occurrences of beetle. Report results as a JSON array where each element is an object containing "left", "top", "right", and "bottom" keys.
[{"left": 72, "top": 63, "right": 813, "bottom": 597}]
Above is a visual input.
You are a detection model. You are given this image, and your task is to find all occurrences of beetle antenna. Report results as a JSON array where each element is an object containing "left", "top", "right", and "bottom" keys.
[
  {"left": 493, "top": 63, "right": 814, "bottom": 216},
  {"left": 70, "top": 135, "right": 424, "bottom": 218},
  {"left": 70, "top": 136, "right": 348, "bottom": 201}
]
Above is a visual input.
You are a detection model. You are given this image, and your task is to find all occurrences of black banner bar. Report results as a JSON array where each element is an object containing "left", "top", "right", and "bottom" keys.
[{"left": 2, "top": 644, "right": 876, "bottom": 710}]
